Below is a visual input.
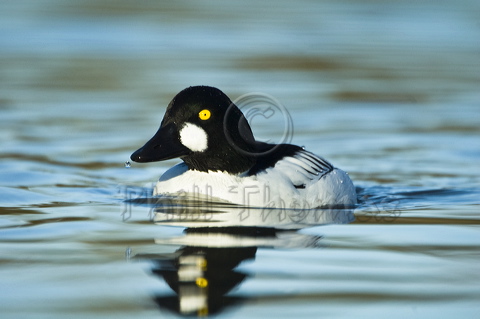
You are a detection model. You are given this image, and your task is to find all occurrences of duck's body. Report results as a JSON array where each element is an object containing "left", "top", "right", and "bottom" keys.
[
  {"left": 131, "top": 86, "right": 356, "bottom": 208},
  {"left": 155, "top": 162, "right": 355, "bottom": 208}
]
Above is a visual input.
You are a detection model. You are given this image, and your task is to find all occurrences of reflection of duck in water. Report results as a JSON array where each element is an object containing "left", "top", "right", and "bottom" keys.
[
  {"left": 131, "top": 205, "right": 354, "bottom": 316},
  {"left": 150, "top": 229, "right": 260, "bottom": 316},
  {"left": 130, "top": 86, "right": 356, "bottom": 208}
]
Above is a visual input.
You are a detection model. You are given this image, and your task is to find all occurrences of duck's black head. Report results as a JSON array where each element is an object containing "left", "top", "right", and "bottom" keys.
[{"left": 130, "top": 86, "right": 258, "bottom": 173}]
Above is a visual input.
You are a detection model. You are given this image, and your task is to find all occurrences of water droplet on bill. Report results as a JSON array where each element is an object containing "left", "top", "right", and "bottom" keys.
[{"left": 124, "top": 161, "right": 131, "bottom": 168}]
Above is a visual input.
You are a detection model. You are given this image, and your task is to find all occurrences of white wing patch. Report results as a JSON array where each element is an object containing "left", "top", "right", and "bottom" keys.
[{"left": 272, "top": 150, "right": 333, "bottom": 188}]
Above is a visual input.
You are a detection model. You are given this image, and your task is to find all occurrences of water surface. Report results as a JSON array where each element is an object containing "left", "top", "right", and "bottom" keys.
[{"left": 1, "top": 1, "right": 480, "bottom": 318}]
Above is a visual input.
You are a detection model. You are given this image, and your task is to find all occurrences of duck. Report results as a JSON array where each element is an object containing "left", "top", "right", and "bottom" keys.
[{"left": 130, "top": 86, "right": 356, "bottom": 208}]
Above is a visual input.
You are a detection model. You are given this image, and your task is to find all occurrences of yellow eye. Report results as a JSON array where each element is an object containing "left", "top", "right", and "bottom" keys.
[{"left": 199, "top": 109, "right": 211, "bottom": 120}]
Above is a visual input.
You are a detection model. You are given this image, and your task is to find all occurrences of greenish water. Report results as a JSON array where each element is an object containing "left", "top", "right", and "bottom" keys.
[{"left": 1, "top": 1, "right": 480, "bottom": 318}]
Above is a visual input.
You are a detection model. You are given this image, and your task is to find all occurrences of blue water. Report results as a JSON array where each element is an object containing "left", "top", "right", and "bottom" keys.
[{"left": 1, "top": 1, "right": 480, "bottom": 318}]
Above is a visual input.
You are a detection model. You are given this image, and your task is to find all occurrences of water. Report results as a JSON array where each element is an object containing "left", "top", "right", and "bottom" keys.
[{"left": 1, "top": 0, "right": 480, "bottom": 318}]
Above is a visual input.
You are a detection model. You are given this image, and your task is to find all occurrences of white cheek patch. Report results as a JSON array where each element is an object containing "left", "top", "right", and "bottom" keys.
[{"left": 179, "top": 122, "right": 208, "bottom": 152}]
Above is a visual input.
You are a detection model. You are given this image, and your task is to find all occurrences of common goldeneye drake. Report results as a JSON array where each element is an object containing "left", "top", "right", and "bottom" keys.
[{"left": 131, "top": 86, "right": 356, "bottom": 208}]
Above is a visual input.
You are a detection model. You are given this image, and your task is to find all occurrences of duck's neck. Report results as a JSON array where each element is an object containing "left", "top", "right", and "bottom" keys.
[{"left": 182, "top": 148, "right": 256, "bottom": 174}]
